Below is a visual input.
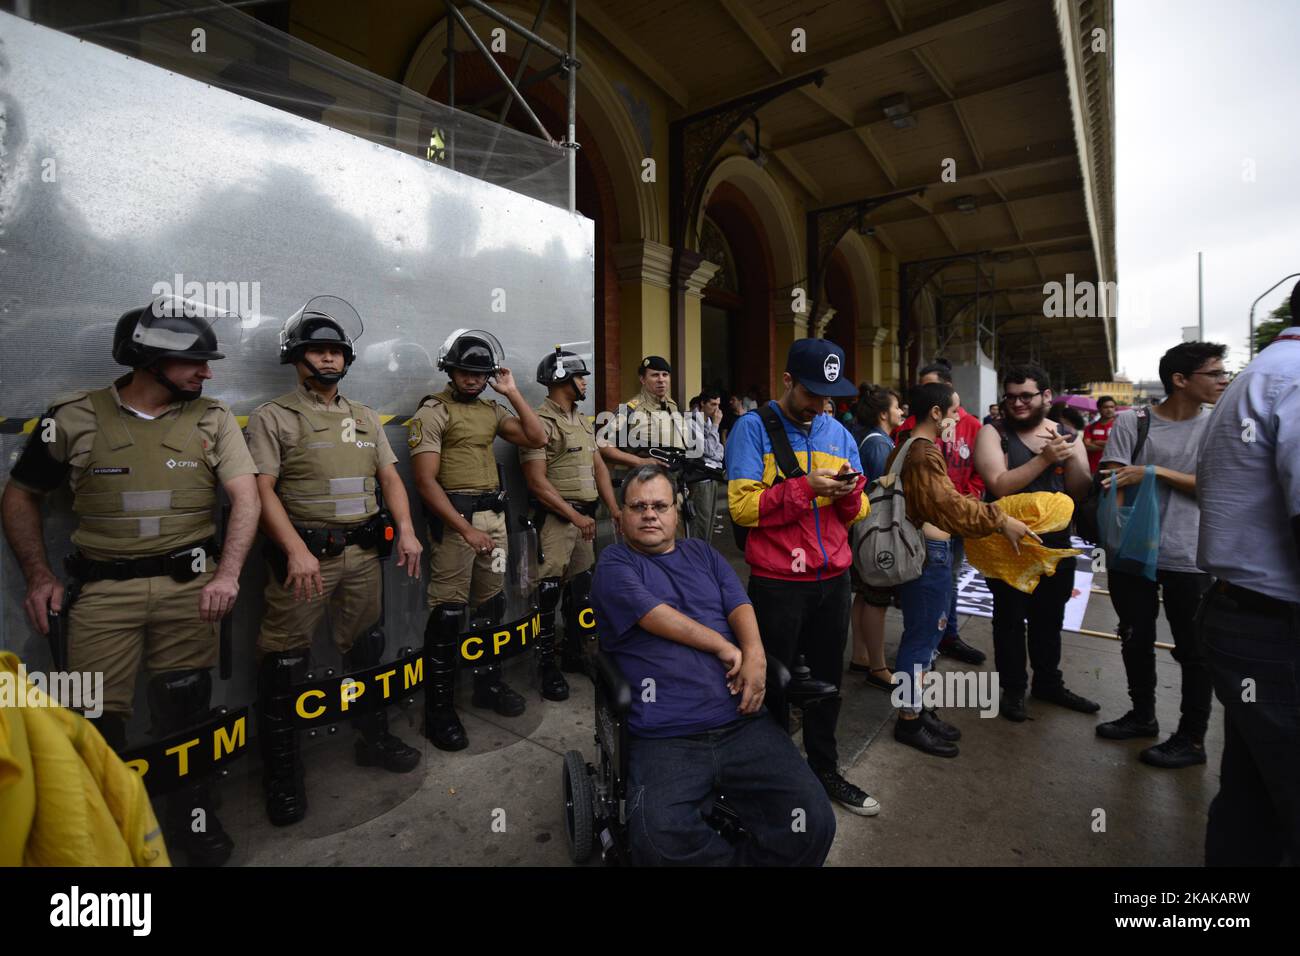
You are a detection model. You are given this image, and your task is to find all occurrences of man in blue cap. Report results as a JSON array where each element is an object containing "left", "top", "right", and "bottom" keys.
[{"left": 725, "top": 338, "right": 878, "bottom": 815}]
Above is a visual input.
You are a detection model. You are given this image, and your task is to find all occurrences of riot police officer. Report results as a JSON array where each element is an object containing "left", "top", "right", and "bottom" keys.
[
  {"left": 0, "top": 295, "right": 261, "bottom": 866},
  {"left": 409, "top": 330, "right": 546, "bottom": 750},
  {"left": 520, "top": 348, "right": 620, "bottom": 695},
  {"left": 244, "top": 297, "right": 424, "bottom": 826}
]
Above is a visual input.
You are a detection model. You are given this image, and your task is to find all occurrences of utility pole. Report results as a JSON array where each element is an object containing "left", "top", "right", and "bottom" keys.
[{"left": 1197, "top": 251, "right": 1204, "bottom": 340}]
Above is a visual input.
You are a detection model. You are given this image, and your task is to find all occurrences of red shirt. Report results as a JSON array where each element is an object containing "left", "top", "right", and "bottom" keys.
[
  {"left": 896, "top": 406, "right": 986, "bottom": 499},
  {"left": 1084, "top": 418, "right": 1115, "bottom": 472}
]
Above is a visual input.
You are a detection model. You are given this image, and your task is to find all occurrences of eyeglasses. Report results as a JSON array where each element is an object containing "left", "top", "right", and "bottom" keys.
[
  {"left": 1002, "top": 391, "right": 1043, "bottom": 405},
  {"left": 1191, "top": 371, "right": 1232, "bottom": 382},
  {"left": 625, "top": 501, "right": 672, "bottom": 515}
]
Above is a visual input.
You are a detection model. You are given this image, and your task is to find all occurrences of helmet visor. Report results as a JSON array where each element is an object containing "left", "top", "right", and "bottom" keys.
[
  {"left": 438, "top": 328, "right": 505, "bottom": 371},
  {"left": 137, "top": 294, "right": 234, "bottom": 359},
  {"left": 281, "top": 296, "right": 363, "bottom": 355}
]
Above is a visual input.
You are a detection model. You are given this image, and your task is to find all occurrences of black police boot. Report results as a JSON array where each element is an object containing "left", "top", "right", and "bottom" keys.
[
  {"left": 559, "top": 571, "right": 594, "bottom": 674},
  {"left": 257, "top": 651, "right": 310, "bottom": 827},
  {"left": 423, "top": 605, "right": 469, "bottom": 751},
  {"left": 468, "top": 594, "right": 526, "bottom": 716},
  {"left": 536, "top": 577, "right": 569, "bottom": 701},
  {"left": 344, "top": 629, "right": 421, "bottom": 772},
  {"left": 472, "top": 664, "right": 527, "bottom": 716},
  {"left": 149, "top": 670, "right": 235, "bottom": 865}
]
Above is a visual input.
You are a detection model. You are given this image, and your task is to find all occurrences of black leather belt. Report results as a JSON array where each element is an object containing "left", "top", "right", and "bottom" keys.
[
  {"left": 562, "top": 499, "right": 599, "bottom": 520},
  {"left": 447, "top": 491, "right": 506, "bottom": 519},
  {"left": 1211, "top": 580, "right": 1300, "bottom": 619},
  {"left": 292, "top": 511, "right": 394, "bottom": 559},
  {"left": 66, "top": 537, "right": 220, "bottom": 584}
]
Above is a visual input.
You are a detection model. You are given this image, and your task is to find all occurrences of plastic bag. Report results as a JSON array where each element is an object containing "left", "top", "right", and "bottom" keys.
[{"left": 1098, "top": 466, "right": 1160, "bottom": 582}]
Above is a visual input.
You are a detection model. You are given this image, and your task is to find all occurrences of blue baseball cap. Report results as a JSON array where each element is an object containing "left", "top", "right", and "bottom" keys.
[{"left": 785, "top": 338, "right": 858, "bottom": 398}]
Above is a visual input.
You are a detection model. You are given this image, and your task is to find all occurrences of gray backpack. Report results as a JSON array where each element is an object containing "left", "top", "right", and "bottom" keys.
[{"left": 852, "top": 437, "right": 926, "bottom": 587}]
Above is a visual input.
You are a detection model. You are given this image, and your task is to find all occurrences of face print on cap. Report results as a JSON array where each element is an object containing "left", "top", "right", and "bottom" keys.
[{"left": 823, "top": 354, "right": 841, "bottom": 382}]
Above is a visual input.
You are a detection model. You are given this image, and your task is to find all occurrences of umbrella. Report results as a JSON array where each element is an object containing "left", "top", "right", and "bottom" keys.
[{"left": 1054, "top": 394, "right": 1098, "bottom": 412}]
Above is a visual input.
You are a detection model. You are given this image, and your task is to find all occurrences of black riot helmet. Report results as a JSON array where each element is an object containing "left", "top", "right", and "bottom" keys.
[
  {"left": 279, "top": 296, "right": 362, "bottom": 385},
  {"left": 112, "top": 295, "right": 229, "bottom": 402},
  {"left": 536, "top": 347, "right": 590, "bottom": 390},
  {"left": 113, "top": 297, "right": 227, "bottom": 367},
  {"left": 437, "top": 329, "right": 503, "bottom": 374}
]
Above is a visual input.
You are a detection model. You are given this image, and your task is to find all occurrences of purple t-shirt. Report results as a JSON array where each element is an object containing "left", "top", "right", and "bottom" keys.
[{"left": 591, "top": 539, "right": 752, "bottom": 738}]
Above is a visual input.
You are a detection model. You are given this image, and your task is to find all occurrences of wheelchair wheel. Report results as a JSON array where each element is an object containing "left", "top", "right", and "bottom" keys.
[{"left": 562, "top": 750, "right": 596, "bottom": 864}]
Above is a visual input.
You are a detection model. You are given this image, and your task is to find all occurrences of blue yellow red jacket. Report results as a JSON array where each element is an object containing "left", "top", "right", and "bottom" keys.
[{"left": 725, "top": 402, "right": 869, "bottom": 581}]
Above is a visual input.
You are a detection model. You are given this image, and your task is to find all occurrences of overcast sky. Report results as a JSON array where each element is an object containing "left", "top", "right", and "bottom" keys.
[{"left": 1115, "top": 0, "right": 1300, "bottom": 380}]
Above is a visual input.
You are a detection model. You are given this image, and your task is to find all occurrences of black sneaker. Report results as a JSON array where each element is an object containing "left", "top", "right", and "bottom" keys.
[
  {"left": 1031, "top": 685, "right": 1100, "bottom": 714},
  {"left": 1139, "top": 733, "right": 1206, "bottom": 769},
  {"left": 1096, "top": 710, "right": 1159, "bottom": 740},
  {"left": 894, "top": 716, "right": 959, "bottom": 757},
  {"left": 1001, "top": 691, "right": 1027, "bottom": 722},
  {"left": 815, "top": 769, "right": 881, "bottom": 816},
  {"left": 937, "top": 636, "right": 987, "bottom": 666},
  {"left": 921, "top": 708, "right": 962, "bottom": 741}
]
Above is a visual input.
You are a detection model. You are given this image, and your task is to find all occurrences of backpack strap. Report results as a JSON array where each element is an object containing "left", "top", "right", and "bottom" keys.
[
  {"left": 756, "top": 404, "right": 805, "bottom": 482},
  {"left": 888, "top": 436, "right": 921, "bottom": 479},
  {"left": 1131, "top": 407, "right": 1151, "bottom": 462}
]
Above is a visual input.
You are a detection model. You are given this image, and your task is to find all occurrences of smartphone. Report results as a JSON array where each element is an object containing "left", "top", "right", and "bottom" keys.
[{"left": 834, "top": 471, "right": 861, "bottom": 482}]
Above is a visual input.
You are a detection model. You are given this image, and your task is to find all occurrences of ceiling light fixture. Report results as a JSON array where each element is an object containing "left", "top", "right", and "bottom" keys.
[{"left": 880, "top": 93, "right": 917, "bottom": 130}]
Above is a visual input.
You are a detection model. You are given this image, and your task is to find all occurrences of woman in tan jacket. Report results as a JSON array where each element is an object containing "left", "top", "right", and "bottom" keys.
[{"left": 885, "top": 383, "right": 1037, "bottom": 757}]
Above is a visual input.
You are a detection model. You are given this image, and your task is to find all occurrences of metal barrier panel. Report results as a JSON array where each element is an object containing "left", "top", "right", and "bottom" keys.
[{"left": 0, "top": 11, "right": 595, "bottom": 750}]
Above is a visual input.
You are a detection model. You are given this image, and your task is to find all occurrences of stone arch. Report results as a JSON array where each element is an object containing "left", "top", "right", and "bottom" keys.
[{"left": 693, "top": 155, "right": 801, "bottom": 303}]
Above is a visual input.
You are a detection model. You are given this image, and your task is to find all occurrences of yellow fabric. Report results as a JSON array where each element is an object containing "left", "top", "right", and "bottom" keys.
[
  {"left": 0, "top": 653, "right": 170, "bottom": 867},
  {"left": 965, "top": 492, "right": 1082, "bottom": 594}
]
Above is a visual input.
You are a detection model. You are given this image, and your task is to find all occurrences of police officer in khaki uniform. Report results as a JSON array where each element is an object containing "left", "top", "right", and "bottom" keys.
[
  {"left": 520, "top": 349, "right": 620, "bottom": 697},
  {"left": 598, "top": 355, "right": 687, "bottom": 474},
  {"left": 409, "top": 330, "right": 546, "bottom": 750},
  {"left": 244, "top": 297, "right": 424, "bottom": 826},
  {"left": 1, "top": 296, "right": 261, "bottom": 867}
]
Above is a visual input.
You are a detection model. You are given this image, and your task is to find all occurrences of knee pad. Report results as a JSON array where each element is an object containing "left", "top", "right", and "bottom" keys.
[
  {"left": 470, "top": 592, "right": 506, "bottom": 629},
  {"left": 343, "top": 625, "right": 385, "bottom": 672},
  {"left": 257, "top": 650, "right": 312, "bottom": 702},
  {"left": 89, "top": 713, "right": 129, "bottom": 753},
  {"left": 538, "top": 577, "right": 564, "bottom": 615},
  {"left": 424, "top": 604, "right": 466, "bottom": 667},
  {"left": 148, "top": 669, "right": 213, "bottom": 735},
  {"left": 566, "top": 570, "right": 593, "bottom": 608}
]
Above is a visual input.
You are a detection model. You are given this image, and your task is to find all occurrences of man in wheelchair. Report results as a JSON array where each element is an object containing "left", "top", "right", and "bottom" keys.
[{"left": 586, "top": 463, "right": 836, "bottom": 865}]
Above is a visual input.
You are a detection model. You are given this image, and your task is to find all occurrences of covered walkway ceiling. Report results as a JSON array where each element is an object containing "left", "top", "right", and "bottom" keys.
[{"left": 581, "top": 0, "right": 1115, "bottom": 383}]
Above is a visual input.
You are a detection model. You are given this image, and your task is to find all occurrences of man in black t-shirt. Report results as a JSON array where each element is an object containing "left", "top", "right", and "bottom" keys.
[{"left": 973, "top": 364, "right": 1098, "bottom": 722}]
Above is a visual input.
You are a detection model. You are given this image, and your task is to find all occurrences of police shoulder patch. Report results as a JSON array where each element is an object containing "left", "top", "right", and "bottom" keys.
[{"left": 407, "top": 418, "right": 423, "bottom": 449}]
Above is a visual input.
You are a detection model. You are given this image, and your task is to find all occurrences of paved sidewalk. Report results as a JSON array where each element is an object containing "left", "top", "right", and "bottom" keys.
[{"left": 211, "top": 531, "right": 1216, "bottom": 867}]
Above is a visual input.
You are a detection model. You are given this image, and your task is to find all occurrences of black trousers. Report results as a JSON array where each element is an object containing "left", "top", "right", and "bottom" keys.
[
  {"left": 1107, "top": 568, "right": 1213, "bottom": 739},
  {"left": 747, "top": 572, "right": 850, "bottom": 774},
  {"left": 987, "top": 556, "right": 1076, "bottom": 695},
  {"left": 1199, "top": 587, "right": 1300, "bottom": 866}
]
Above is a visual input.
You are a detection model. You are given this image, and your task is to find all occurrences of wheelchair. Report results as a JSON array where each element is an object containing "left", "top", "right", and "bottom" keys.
[{"left": 561, "top": 649, "right": 838, "bottom": 865}]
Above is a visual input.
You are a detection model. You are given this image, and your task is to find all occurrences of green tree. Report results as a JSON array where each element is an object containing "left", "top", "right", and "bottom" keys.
[{"left": 1254, "top": 297, "right": 1292, "bottom": 353}]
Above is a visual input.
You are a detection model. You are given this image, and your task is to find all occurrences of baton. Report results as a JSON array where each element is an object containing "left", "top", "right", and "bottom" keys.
[
  {"left": 46, "top": 577, "right": 78, "bottom": 672},
  {"left": 219, "top": 502, "right": 233, "bottom": 680}
]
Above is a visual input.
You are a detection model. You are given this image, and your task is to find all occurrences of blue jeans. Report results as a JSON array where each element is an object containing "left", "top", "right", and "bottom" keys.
[
  {"left": 627, "top": 715, "right": 837, "bottom": 866},
  {"left": 942, "top": 536, "right": 965, "bottom": 642},
  {"left": 895, "top": 539, "right": 953, "bottom": 712}
]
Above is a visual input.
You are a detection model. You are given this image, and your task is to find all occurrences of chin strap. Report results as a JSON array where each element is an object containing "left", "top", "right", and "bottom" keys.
[
  {"left": 148, "top": 365, "right": 201, "bottom": 402},
  {"left": 301, "top": 356, "right": 347, "bottom": 385}
]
